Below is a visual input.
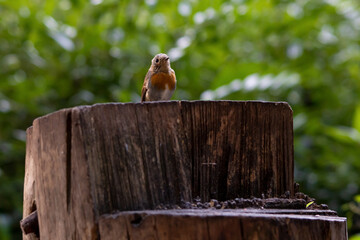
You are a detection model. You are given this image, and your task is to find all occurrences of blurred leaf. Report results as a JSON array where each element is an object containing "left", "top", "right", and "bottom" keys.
[
  {"left": 325, "top": 126, "right": 360, "bottom": 145},
  {"left": 354, "top": 105, "right": 360, "bottom": 132},
  {"left": 355, "top": 195, "right": 360, "bottom": 204},
  {"left": 350, "top": 235, "right": 360, "bottom": 240}
]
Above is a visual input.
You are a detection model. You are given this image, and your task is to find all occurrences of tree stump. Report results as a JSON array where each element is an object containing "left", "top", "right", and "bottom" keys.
[{"left": 21, "top": 101, "right": 347, "bottom": 239}]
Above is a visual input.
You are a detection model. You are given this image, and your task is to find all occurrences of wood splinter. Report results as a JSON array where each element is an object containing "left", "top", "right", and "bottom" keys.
[{"left": 20, "top": 210, "right": 39, "bottom": 237}]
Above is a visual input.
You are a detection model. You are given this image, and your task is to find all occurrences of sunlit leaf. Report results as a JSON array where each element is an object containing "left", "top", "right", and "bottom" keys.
[{"left": 353, "top": 105, "right": 360, "bottom": 132}]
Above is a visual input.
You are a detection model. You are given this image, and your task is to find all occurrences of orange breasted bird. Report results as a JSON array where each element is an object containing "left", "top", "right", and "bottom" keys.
[{"left": 141, "top": 53, "right": 176, "bottom": 102}]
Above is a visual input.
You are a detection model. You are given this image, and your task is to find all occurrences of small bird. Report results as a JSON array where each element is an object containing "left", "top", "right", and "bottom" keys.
[{"left": 141, "top": 53, "right": 176, "bottom": 102}]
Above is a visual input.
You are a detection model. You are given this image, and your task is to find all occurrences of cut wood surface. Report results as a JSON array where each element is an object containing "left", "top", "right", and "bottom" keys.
[
  {"left": 20, "top": 101, "right": 346, "bottom": 239},
  {"left": 98, "top": 209, "right": 348, "bottom": 240}
]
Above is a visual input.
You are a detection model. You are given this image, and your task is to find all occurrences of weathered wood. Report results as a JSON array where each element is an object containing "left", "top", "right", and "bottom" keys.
[
  {"left": 21, "top": 101, "right": 346, "bottom": 239},
  {"left": 32, "top": 108, "right": 97, "bottom": 239},
  {"left": 22, "top": 127, "right": 39, "bottom": 240},
  {"left": 35, "top": 101, "right": 292, "bottom": 212},
  {"left": 98, "top": 209, "right": 348, "bottom": 240},
  {"left": 179, "top": 101, "right": 294, "bottom": 200},
  {"left": 27, "top": 101, "right": 293, "bottom": 238}
]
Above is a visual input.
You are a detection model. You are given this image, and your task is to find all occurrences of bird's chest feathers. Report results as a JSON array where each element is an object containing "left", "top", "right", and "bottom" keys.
[{"left": 150, "top": 72, "right": 176, "bottom": 90}]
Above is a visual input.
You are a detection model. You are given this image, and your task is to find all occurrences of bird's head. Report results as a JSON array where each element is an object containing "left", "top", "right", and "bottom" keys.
[{"left": 150, "top": 53, "right": 171, "bottom": 72}]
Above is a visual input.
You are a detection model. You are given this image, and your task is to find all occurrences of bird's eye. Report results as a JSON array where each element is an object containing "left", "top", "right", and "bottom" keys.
[{"left": 155, "top": 59, "right": 159, "bottom": 63}]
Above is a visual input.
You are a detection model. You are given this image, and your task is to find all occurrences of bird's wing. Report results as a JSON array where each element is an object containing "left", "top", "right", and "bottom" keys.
[
  {"left": 141, "top": 71, "right": 151, "bottom": 102},
  {"left": 171, "top": 69, "right": 176, "bottom": 89}
]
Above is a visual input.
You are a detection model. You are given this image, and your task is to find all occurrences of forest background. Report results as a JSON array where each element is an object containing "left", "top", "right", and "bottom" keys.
[{"left": 0, "top": 0, "right": 360, "bottom": 239}]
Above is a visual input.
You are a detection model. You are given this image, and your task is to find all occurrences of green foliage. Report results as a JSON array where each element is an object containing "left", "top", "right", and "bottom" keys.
[
  {"left": 350, "top": 235, "right": 360, "bottom": 240},
  {"left": 1, "top": 0, "right": 360, "bottom": 238},
  {"left": 344, "top": 194, "right": 360, "bottom": 236}
]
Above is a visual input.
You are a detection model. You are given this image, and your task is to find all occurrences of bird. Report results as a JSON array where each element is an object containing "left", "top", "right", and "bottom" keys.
[{"left": 141, "top": 53, "right": 176, "bottom": 102}]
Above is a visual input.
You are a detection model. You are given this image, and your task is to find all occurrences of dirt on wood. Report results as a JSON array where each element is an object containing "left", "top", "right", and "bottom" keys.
[{"left": 154, "top": 191, "right": 330, "bottom": 212}]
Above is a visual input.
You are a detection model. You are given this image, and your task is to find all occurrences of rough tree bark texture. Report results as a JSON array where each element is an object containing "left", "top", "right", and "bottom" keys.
[{"left": 21, "top": 101, "right": 346, "bottom": 239}]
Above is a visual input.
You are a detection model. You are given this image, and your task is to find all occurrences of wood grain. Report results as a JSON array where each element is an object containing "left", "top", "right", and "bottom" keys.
[
  {"left": 22, "top": 127, "right": 38, "bottom": 239},
  {"left": 32, "top": 109, "right": 97, "bottom": 239},
  {"left": 22, "top": 101, "right": 345, "bottom": 240},
  {"left": 99, "top": 209, "right": 348, "bottom": 240},
  {"left": 68, "top": 101, "right": 294, "bottom": 215}
]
